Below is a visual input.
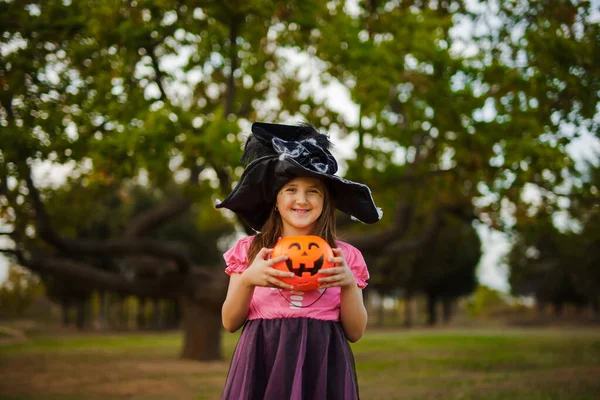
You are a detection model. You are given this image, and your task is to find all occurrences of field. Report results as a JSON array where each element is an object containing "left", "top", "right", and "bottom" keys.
[{"left": 1, "top": 327, "right": 599, "bottom": 400}]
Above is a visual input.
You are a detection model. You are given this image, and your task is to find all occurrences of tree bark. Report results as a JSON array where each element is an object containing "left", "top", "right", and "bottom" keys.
[
  {"left": 403, "top": 292, "right": 413, "bottom": 328},
  {"left": 442, "top": 298, "right": 453, "bottom": 324},
  {"left": 137, "top": 297, "right": 147, "bottom": 329},
  {"left": 61, "top": 299, "right": 70, "bottom": 327},
  {"left": 152, "top": 297, "right": 161, "bottom": 330},
  {"left": 427, "top": 293, "right": 437, "bottom": 326},
  {"left": 98, "top": 290, "right": 107, "bottom": 331},
  {"left": 553, "top": 302, "right": 563, "bottom": 316},
  {"left": 75, "top": 299, "right": 86, "bottom": 330},
  {"left": 377, "top": 292, "right": 385, "bottom": 327},
  {"left": 180, "top": 296, "right": 223, "bottom": 361}
]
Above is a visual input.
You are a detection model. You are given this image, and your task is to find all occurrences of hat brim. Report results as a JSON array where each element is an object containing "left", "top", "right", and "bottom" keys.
[{"left": 217, "top": 156, "right": 381, "bottom": 231}]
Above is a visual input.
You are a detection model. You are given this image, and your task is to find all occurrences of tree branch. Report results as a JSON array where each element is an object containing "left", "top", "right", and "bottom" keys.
[
  {"left": 225, "top": 15, "right": 239, "bottom": 115},
  {"left": 23, "top": 169, "right": 193, "bottom": 273},
  {"left": 384, "top": 210, "right": 444, "bottom": 254},
  {"left": 21, "top": 246, "right": 224, "bottom": 302},
  {"left": 213, "top": 165, "right": 232, "bottom": 198},
  {"left": 25, "top": 252, "right": 184, "bottom": 297},
  {"left": 343, "top": 202, "right": 413, "bottom": 251},
  {"left": 147, "top": 47, "right": 168, "bottom": 101},
  {"left": 143, "top": 5, "right": 183, "bottom": 103},
  {"left": 183, "top": 268, "right": 229, "bottom": 310},
  {"left": 0, "top": 247, "right": 26, "bottom": 265},
  {"left": 124, "top": 198, "right": 192, "bottom": 238}
]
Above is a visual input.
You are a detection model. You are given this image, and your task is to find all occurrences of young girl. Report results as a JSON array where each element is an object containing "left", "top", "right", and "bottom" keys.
[{"left": 216, "top": 122, "right": 381, "bottom": 400}]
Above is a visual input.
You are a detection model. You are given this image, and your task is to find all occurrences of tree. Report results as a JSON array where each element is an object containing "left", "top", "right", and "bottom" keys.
[
  {"left": 0, "top": 0, "right": 326, "bottom": 361},
  {"left": 418, "top": 216, "right": 481, "bottom": 325},
  {"left": 508, "top": 215, "right": 589, "bottom": 313},
  {"left": 1, "top": 0, "right": 597, "bottom": 359},
  {"left": 508, "top": 162, "right": 600, "bottom": 313},
  {"left": 0, "top": 264, "right": 44, "bottom": 317},
  {"left": 309, "top": 0, "right": 599, "bottom": 262}
]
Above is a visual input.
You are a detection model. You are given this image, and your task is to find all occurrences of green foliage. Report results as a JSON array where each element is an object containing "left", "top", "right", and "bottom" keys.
[
  {"left": 368, "top": 213, "right": 481, "bottom": 301},
  {"left": 418, "top": 215, "right": 482, "bottom": 299},
  {"left": 466, "top": 285, "right": 511, "bottom": 317},
  {"left": 1, "top": 0, "right": 598, "bottom": 305},
  {"left": 0, "top": 265, "right": 44, "bottom": 316},
  {"left": 507, "top": 209, "right": 597, "bottom": 308},
  {"left": 311, "top": 0, "right": 597, "bottom": 233}
]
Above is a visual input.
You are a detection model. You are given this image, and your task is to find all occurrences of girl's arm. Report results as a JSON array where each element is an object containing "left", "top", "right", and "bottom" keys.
[
  {"left": 221, "top": 248, "right": 292, "bottom": 332},
  {"left": 221, "top": 273, "right": 255, "bottom": 333},
  {"left": 318, "top": 248, "right": 368, "bottom": 342},
  {"left": 339, "top": 282, "right": 368, "bottom": 342}
]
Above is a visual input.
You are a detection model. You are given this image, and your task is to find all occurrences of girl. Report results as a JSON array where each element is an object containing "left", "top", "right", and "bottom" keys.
[{"left": 216, "top": 122, "right": 381, "bottom": 400}]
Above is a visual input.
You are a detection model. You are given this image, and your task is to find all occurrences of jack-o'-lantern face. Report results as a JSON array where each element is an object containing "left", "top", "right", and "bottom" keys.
[
  {"left": 285, "top": 239, "right": 326, "bottom": 277},
  {"left": 272, "top": 236, "right": 334, "bottom": 288}
]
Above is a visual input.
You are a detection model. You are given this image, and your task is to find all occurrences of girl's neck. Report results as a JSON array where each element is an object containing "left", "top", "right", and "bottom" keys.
[{"left": 281, "top": 225, "right": 313, "bottom": 237}]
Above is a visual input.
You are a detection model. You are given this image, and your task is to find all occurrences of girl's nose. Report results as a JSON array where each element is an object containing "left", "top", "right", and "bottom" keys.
[{"left": 295, "top": 192, "right": 308, "bottom": 204}]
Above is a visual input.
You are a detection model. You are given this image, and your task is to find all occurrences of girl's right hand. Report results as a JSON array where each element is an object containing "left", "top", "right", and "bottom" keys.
[{"left": 240, "top": 247, "right": 295, "bottom": 290}]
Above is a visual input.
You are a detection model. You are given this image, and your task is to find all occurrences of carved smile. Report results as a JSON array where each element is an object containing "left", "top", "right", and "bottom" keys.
[{"left": 285, "top": 255, "right": 324, "bottom": 277}]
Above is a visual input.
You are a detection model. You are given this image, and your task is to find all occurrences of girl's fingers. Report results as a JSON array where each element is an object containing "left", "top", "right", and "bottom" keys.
[
  {"left": 258, "top": 247, "right": 273, "bottom": 259},
  {"left": 319, "top": 278, "right": 345, "bottom": 288},
  {"left": 318, "top": 267, "right": 344, "bottom": 275},
  {"left": 266, "top": 275, "right": 294, "bottom": 290},
  {"left": 328, "top": 256, "right": 345, "bottom": 264},
  {"left": 267, "top": 267, "right": 295, "bottom": 278},
  {"left": 268, "top": 255, "right": 288, "bottom": 265},
  {"left": 318, "top": 274, "right": 342, "bottom": 283}
]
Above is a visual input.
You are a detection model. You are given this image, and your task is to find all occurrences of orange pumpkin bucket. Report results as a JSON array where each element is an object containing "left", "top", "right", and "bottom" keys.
[{"left": 272, "top": 235, "right": 335, "bottom": 291}]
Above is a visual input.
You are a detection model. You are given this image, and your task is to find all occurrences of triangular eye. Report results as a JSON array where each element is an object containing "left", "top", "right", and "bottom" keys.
[
  {"left": 308, "top": 242, "right": 319, "bottom": 250},
  {"left": 289, "top": 243, "right": 301, "bottom": 250}
]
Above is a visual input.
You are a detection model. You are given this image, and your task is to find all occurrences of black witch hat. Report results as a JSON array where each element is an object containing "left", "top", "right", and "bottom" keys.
[{"left": 216, "top": 122, "right": 382, "bottom": 231}]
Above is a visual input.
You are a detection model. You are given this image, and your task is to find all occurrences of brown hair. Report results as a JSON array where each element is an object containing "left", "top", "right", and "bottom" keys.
[{"left": 247, "top": 179, "right": 337, "bottom": 264}]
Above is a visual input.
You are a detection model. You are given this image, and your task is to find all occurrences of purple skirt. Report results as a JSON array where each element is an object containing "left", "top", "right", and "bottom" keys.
[{"left": 221, "top": 318, "right": 360, "bottom": 400}]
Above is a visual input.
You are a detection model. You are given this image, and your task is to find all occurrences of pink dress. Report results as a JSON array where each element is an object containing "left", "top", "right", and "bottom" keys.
[
  {"left": 224, "top": 235, "right": 369, "bottom": 320},
  {"left": 221, "top": 236, "right": 368, "bottom": 400}
]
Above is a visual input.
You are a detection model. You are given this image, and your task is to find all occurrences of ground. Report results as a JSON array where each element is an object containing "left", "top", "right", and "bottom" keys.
[{"left": 0, "top": 327, "right": 599, "bottom": 400}]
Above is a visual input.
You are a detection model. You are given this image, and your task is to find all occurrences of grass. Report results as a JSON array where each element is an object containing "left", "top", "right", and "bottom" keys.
[{"left": 1, "top": 327, "right": 599, "bottom": 399}]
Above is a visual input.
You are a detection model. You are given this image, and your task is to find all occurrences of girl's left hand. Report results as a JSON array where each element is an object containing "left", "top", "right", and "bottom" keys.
[{"left": 317, "top": 248, "right": 357, "bottom": 289}]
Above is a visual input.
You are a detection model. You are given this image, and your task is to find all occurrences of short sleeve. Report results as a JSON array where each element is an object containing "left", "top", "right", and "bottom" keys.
[
  {"left": 223, "top": 236, "right": 254, "bottom": 276},
  {"left": 338, "top": 241, "right": 369, "bottom": 289}
]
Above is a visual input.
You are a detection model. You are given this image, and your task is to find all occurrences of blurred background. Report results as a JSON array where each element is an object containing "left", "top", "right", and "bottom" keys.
[{"left": 0, "top": 0, "right": 599, "bottom": 399}]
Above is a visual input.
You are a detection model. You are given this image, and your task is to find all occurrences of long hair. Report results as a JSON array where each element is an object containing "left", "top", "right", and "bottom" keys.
[{"left": 247, "top": 180, "right": 337, "bottom": 265}]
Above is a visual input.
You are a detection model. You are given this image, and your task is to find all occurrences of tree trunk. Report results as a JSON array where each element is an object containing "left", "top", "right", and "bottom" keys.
[
  {"left": 442, "top": 298, "right": 453, "bottom": 324},
  {"left": 536, "top": 300, "right": 545, "bottom": 315},
  {"left": 377, "top": 292, "right": 385, "bottom": 327},
  {"left": 173, "top": 299, "right": 182, "bottom": 328},
  {"left": 98, "top": 290, "right": 107, "bottom": 331},
  {"left": 61, "top": 299, "right": 70, "bottom": 327},
  {"left": 427, "top": 293, "right": 437, "bottom": 326},
  {"left": 75, "top": 299, "right": 86, "bottom": 330},
  {"left": 137, "top": 297, "right": 146, "bottom": 330},
  {"left": 180, "top": 296, "right": 223, "bottom": 361},
  {"left": 592, "top": 298, "right": 599, "bottom": 315},
  {"left": 152, "top": 297, "right": 161, "bottom": 330},
  {"left": 553, "top": 302, "right": 563, "bottom": 316},
  {"left": 403, "top": 292, "right": 412, "bottom": 328}
]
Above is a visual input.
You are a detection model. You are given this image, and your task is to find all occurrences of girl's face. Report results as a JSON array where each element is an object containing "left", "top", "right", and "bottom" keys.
[{"left": 276, "top": 176, "right": 325, "bottom": 236}]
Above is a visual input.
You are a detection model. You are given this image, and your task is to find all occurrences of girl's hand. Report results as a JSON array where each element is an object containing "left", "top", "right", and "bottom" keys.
[
  {"left": 240, "top": 247, "right": 295, "bottom": 290},
  {"left": 317, "top": 248, "right": 357, "bottom": 289}
]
